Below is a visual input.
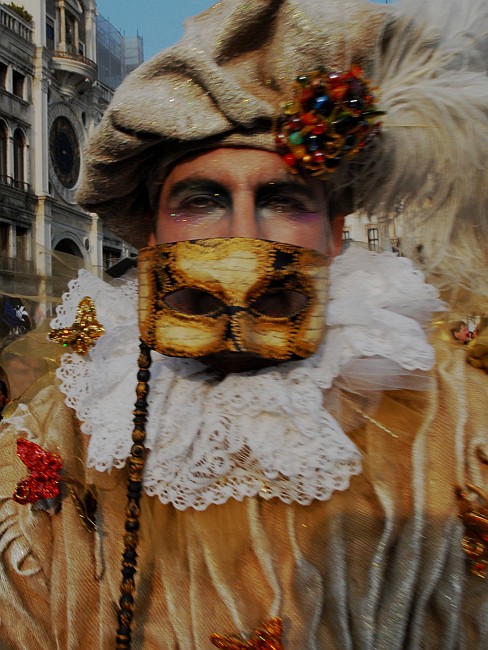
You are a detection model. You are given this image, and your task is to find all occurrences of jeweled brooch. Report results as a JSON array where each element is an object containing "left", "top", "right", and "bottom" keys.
[{"left": 275, "top": 66, "right": 383, "bottom": 177}]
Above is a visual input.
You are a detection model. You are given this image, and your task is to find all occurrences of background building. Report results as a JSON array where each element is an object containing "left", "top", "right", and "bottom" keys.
[
  {"left": 342, "top": 209, "right": 404, "bottom": 254},
  {"left": 0, "top": 0, "right": 141, "bottom": 342}
]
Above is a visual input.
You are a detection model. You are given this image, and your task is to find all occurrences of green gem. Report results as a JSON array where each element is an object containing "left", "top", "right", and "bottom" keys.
[{"left": 288, "top": 131, "right": 304, "bottom": 145}]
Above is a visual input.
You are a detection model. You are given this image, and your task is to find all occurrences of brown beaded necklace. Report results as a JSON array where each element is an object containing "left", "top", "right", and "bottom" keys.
[{"left": 115, "top": 340, "right": 152, "bottom": 649}]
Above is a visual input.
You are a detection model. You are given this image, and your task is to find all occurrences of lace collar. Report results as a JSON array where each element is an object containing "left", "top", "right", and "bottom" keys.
[{"left": 52, "top": 247, "right": 442, "bottom": 510}]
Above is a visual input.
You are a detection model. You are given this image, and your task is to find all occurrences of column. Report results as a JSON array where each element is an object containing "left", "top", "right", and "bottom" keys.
[{"left": 57, "top": 1, "right": 66, "bottom": 51}]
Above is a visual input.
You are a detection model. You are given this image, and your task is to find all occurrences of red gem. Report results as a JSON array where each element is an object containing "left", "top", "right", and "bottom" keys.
[
  {"left": 301, "top": 112, "right": 317, "bottom": 125},
  {"left": 351, "top": 65, "right": 364, "bottom": 78},
  {"left": 313, "top": 151, "right": 325, "bottom": 163},
  {"left": 287, "top": 117, "right": 302, "bottom": 131},
  {"left": 299, "top": 88, "right": 314, "bottom": 103},
  {"left": 327, "top": 72, "right": 341, "bottom": 86},
  {"left": 330, "top": 85, "right": 347, "bottom": 101},
  {"left": 311, "top": 122, "right": 326, "bottom": 135},
  {"left": 13, "top": 438, "right": 62, "bottom": 504},
  {"left": 275, "top": 133, "right": 287, "bottom": 147},
  {"left": 283, "top": 153, "right": 297, "bottom": 167}
]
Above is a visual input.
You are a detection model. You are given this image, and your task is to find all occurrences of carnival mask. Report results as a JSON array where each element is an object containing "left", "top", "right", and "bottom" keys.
[{"left": 138, "top": 238, "right": 329, "bottom": 361}]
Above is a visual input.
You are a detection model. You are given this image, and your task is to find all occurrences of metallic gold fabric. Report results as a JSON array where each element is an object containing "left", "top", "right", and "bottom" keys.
[
  {"left": 0, "top": 336, "right": 487, "bottom": 649},
  {"left": 138, "top": 238, "right": 328, "bottom": 360}
]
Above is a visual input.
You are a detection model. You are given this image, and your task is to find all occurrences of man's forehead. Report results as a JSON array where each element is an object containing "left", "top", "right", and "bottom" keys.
[{"left": 161, "top": 147, "right": 325, "bottom": 194}]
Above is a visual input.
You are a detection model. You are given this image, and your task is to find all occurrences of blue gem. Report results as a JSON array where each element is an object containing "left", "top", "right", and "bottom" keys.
[
  {"left": 305, "top": 133, "right": 323, "bottom": 151},
  {"left": 313, "top": 95, "right": 333, "bottom": 115}
]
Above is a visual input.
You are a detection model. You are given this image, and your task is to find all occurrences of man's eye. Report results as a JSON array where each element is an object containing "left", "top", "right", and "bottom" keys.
[
  {"left": 261, "top": 196, "right": 316, "bottom": 217},
  {"left": 181, "top": 194, "right": 224, "bottom": 211},
  {"left": 169, "top": 194, "right": 227, "bottom": 221}
]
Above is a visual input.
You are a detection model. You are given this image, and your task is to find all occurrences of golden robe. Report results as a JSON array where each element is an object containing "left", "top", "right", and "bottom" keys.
[{"left": 0, "top": 337, "right": 487, "bottom": 649}]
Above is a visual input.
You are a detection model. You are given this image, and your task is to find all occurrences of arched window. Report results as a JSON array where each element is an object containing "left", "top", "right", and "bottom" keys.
[
  {"left": 0, "top": 121, "right": 7, "bottom": 182},
  {"left": 13, "top": 128, "right": 25, "bottom": 188},
  {"left": 54, "top": 238, "right": 84, "bottom": 258},
  {"left": 52, "top": 238, "right": 85, "bottom": 294}
]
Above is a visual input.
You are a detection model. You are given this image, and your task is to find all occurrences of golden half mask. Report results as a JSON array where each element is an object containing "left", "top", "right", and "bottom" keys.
[{"left": 138, "top": 238, "right": 329, "bottom": 361}]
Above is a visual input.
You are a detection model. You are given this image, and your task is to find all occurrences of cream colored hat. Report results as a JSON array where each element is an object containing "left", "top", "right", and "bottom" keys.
[
  {"left": 77, "top": 0, "right": 386, "bottom": 249},
  {"left": 77, "top": 0, "right": 488, "bottom": 303}
]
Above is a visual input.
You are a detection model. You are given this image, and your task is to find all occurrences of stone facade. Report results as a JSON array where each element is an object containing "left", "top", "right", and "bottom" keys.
[{"left": 0, "top": 0, "right": 138, "bottom": 337}]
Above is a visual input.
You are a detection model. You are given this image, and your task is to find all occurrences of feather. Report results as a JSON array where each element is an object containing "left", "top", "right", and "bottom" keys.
[{"left": 347, "top": 0, "right": 488, "bottom": 309}]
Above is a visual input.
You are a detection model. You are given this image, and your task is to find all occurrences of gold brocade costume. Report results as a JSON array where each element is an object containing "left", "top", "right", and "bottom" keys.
[
  {"left": 0, "top": 336, "right": 486, "bottom": 649},
  {"left": 2, "top": 0, "right": 488, "bottom": 644}
]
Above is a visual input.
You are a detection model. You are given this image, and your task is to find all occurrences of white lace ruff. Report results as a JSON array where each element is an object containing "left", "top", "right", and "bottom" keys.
[{"left": 51, "top": 247, "right": 442, "bottom": 510}]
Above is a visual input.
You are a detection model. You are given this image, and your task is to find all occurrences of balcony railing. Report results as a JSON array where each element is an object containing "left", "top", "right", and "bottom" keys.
[
  {"left": 0, "top": 5, "right": 33, "bottom": 42},
  {"left": 0, "top": 256, "right": 34, "bottom": 275},
  {"left": 0, "top": 175, "right": 30, "bottom": 192},
  {"left": 52, "top": 50, "right": 97, "bottom": 71}
]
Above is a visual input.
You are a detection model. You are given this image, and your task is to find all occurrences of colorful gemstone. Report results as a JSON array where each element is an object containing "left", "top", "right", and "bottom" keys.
[
  {"left": 283, "top": 153, "right": 296, "bottom": 167},
  {"left": 313, "top": 95, "right": 333, "bottom": 115},
  {"left": 291, "top": 145, "right": 307, "bottom": 159},
  {"left": 300, "top": 88, "right": 314, "bottom": 104},
  {"left": 283, "top": 101, "right": 295, "bottom": 115},
  {"left": 288, "top": 116, "right": 302, "bottom": 131},
  {"left": 301, "top": 111, "right": 317, "bottom": 125},
  {"left": 275, "top": 133, "right": 287, "bottom": 147},
  {"left": 305, "top": 133, "right": 322, "bottom": 151},
  {"left": 351, "top": 64, "right": 364, "bottom": 78},
  {"left": 311, "top": 122, "right": 326, "bottom": 135},
  {"left": 288, "top": 131, "right": 304, "bottom": 145}
]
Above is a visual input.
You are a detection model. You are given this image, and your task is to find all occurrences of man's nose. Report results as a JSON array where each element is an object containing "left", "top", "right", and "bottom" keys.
[{"left": 229, "top": 195, "right": 259, "bottom": 239}]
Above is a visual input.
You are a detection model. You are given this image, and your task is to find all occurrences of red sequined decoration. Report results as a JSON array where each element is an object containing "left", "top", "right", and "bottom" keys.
[
  {"left": 275, "top": 66, "right": 383, "bottom": 177},
  {"left": 13, "top": 438, "right": 63, "bottom": 504}
]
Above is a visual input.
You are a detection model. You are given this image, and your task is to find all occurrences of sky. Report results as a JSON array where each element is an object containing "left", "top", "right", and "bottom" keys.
[
  {"left": 96, "top": 1, "right": 218, "bottom": 60},
  {"left": 96, "top": 0, "right": 390, "bottom": 61}
]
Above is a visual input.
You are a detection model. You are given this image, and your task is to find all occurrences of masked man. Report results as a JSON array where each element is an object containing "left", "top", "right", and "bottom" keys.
[{"left": 1, "top": 0, "right": 487, "bottom": 648}]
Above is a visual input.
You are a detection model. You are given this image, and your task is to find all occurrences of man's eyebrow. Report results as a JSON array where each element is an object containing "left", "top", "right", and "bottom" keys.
[{"left": 166, "top": 179, "right": 227, "bottom": 202}]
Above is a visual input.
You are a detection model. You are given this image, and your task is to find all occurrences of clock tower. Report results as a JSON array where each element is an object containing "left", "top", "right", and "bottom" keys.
[{"left": 0, "top": 0, "right": 140, "bottom": 323}]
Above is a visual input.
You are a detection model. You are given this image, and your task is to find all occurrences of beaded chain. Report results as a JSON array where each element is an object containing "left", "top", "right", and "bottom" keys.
[{"left": 115, "top": 340, "right": 152, "bottom": 649}]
